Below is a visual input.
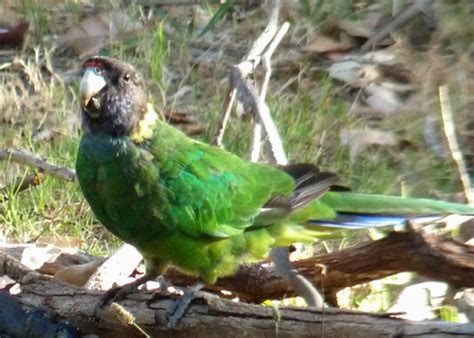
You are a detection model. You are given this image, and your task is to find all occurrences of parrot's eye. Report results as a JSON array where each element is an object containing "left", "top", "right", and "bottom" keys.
[
  {"left": 92, "top": 67, "right": 102, "bottom": 75},
  {"left": 123, "top": 73, "right": 130, "bottom": 82}
]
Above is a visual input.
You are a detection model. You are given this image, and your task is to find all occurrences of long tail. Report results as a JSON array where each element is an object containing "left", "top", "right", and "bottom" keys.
[
  {"left": 307, "top": 192, "right": 474, "bottom": 229},
  {"left": 309, "top": 213, "right": 444, "bottom": 229}
]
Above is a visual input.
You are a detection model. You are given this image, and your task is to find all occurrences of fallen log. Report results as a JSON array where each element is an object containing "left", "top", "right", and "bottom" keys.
[{"left": 8, "top": 277, "right": 474, "bottom": 338}]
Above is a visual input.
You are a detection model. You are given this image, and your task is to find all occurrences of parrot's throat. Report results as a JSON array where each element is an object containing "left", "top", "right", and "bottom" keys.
[
  {"left": 81, "top": 91, "right": 142, "bottom": 138},
  {"left": 82, "top": 96, "right": 157, "bottom": 141}
]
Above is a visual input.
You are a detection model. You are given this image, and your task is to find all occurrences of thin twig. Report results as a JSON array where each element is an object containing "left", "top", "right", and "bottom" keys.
[
  {"left": 245, "top": 0, "right": 280, "bottom": 61},
  {"left": 251, "top": 22, "right": 291, "bottom": 162},
  {"left": 0, "top": 148, "right": 76, "bottom": 182},
  {"left": 230, "top": 67, "right": 287, "bottom": 164},
  {"left": 438, "top": 85, "right": 474, "bottom": 205},
  {"left": 214, "top": 0, "right": 282, "bottom": 146},
  {"left": 214, "top": 87, "right": 237, "bottom": 147},
  {"left": 250, "top": 122, "right": 263, "bottom": 162}
]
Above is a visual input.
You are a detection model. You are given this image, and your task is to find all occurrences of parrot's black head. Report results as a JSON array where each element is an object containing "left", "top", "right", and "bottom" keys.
[{"left": 80, "top": 56, "right": 148, "bottom": 136}]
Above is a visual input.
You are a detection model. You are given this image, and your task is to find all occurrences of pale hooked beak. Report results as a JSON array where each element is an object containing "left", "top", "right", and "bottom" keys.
[{"left": 80, "top": 68, "right": 107, "bottom": 107}]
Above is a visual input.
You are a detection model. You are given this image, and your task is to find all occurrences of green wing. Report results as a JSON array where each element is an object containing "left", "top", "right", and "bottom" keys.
[{"left": 146, "top": 122, "right": 295, "bottom": 238}]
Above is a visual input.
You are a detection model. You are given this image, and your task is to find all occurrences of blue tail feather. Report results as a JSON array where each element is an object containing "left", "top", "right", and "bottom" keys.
[{"left": 309, "top": 213, "right": 443, "bottom": 229}]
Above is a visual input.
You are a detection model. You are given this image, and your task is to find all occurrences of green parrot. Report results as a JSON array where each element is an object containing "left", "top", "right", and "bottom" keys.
[{"left": 76, "top": 56, "right": 474, "bottom": 314}]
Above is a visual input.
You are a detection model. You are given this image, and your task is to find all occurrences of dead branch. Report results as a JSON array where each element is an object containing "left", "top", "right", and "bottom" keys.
[
  {"left": 2, "top": 228, "right": 474, "bottom": 336},
  {"left": 0, "top": 148, "right": 76, "bottom": 182},
  {"left": 5, "top": 276, "right": 474, "bottom": 338}
]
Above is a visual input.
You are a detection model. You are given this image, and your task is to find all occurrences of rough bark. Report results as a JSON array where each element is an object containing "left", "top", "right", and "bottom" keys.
[{"left": 10, "top": 278, "right": 474, "bottom": 338}]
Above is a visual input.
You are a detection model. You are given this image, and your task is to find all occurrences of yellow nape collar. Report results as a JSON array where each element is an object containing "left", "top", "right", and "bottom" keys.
[{"left": 131, "top": 103, "right": 159, "bottom": 142}]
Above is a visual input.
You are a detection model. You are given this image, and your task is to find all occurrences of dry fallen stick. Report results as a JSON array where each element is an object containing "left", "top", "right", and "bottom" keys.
[
  {"left": 0, "top": 148, "right": 76, "bottom": 182},
  {"left": 12, "top": 277, "right": 474, "bottom": 338},
  {"left": 214, "top": 87, "right": 237, "bottom": 147}
]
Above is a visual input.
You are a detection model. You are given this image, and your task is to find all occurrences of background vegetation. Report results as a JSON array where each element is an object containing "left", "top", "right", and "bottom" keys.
[{"left": 1, "top": 0, "right": 473, "bottom": 322}]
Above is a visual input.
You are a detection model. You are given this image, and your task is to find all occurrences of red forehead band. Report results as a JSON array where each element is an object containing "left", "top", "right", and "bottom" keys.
[{"left": 83, "top": 60, "right": 106, "bottom": 69}]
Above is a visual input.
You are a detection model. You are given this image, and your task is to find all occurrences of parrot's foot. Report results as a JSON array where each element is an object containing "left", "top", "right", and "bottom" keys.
[
  {"left": 271, "top": 247, "right": 325, "bottom": 308},
  {"left": 166, "top": 281, "right": 205, "bottom": 329},
  {"left": 95, "top": 274, "right": 154, "bottom": 314}
]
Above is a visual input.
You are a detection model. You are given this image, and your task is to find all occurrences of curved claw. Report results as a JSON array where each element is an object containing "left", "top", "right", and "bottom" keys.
[
  {"left": 167, "top": 281, "right": 205, "bottom": 329},
  {"left": 94, "top": 274, "right": 154, "bottom": 317}
]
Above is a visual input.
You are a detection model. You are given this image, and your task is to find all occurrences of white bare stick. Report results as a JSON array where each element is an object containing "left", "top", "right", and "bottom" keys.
[
  {"left": 251, "top": 22, "right": 291, "bottom": 162},
  {"left": 246, "top": 0, "right": 280, "bottom": 61},
  {"left": 250, "top": 122, "right": 263, "bottom": 162},
  {"left": 0, "top": 148, "right": 76, "bottom": 182},
  {"left": 263, "top": 22, "right": 290, "bottom": 67},
  {"left": 439, "top": 85, "right": 474, "bottom": 205},
  {"left": 215, "top": 0, "right": 282, "bottom": 146},
  {"left": 214, "top": 88, "right": 237, "bottom": 147},
  {"left": 230, "top": 68, "right": 287, "bottom": 164}
]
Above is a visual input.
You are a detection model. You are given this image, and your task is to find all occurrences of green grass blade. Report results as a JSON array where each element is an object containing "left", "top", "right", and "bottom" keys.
[{"left": 198, "top": 0, "right": 234, "bottom": 38}]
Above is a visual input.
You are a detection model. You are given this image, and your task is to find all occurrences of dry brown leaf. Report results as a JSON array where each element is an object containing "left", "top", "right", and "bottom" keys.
[
  {"left": 325, "top": 51, "right": 352, "bottom": 61},
  {"left": 61, "top": 11, "right": 142, "bottom": 55},
  {"left": 53, "top": 260, "right": 103, "bottom": 287},
  {"left": 165, "top": 109, "right": 207, "bottom": 136},
  {"left": 377, "top": 63, "right": 415, "bottom": 85},
  {"left": 330, "top": 54, "right": 416, "bottom": 116},
  {"left": 302, "top": 34, "right": 352, "bottom": 55},
  {"left": 337, "top": 20, "right": 373, "bottom": 39}
]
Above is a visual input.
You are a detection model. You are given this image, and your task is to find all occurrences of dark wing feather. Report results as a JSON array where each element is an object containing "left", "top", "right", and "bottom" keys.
[{"left": 255, "top": 164, "right": 338, "bottom": 225}]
